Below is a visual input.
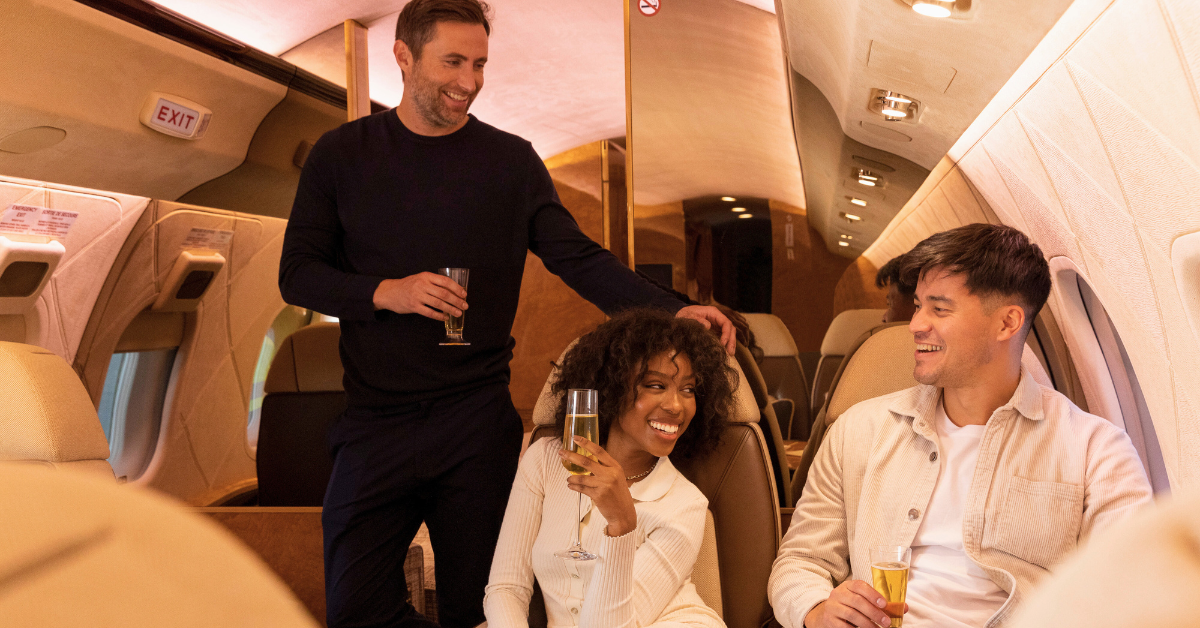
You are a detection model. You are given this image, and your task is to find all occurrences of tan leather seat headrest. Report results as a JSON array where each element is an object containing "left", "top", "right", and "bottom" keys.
[
  {"left": 0, "top": 342, "right": 110, "bottom": 466},
  {"left": 825, "top": 325, "right": 917, "bottom": 425},
  {"left": 264, "top": 323, "right": 344, "bottom": 394},
  {"left": 743, "top": 313, "right": 798, "bottom": 358},
  {"left": 532, "top": 340, "right": 758, "bottom": 427},
  {"left": 0, "top": 462, "right": 319, "bottom": 626},
  {"left": 820, "top": 309, "right": 887, "bottom": 357}
]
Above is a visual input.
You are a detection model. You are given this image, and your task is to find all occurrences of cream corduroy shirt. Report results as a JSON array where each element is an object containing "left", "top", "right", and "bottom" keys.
[
  {"left": 485, "top": 437, "right": 723, "bottom": 628},
  {"left": 769, "top": 368, "right": 1153, "bottom": 628}
]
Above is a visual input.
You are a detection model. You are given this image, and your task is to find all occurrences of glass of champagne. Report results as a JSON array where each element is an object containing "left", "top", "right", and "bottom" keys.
[
  {"left": 870, "top": 546, "right": 911, "bottom": 627},
  {"left": 437, "top": 267, "right": 469, "bottom": 346},
  {"left": 555, "top": 389, "right": 599, "bottom": 561}
]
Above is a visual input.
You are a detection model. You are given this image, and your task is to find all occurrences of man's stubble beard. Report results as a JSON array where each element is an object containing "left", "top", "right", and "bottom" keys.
[
  {"left": 914, "top": 340, "right": 994, "bottom": 389},
  {"left": 409, "top": 62, "right": 472, "bottom": 129}
]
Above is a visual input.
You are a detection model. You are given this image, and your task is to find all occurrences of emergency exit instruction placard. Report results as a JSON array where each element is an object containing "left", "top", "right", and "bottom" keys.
[
  {"left": 182, "top": 227, "right": 234, "bottom": 253},
  {"left": 0, "top": 204, "right": 78, "bottom": 241}
]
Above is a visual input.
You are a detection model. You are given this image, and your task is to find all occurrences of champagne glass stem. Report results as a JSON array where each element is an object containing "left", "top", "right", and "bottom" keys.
[{"left": 574, "top": 492, "right": 583, "bottom": 548}]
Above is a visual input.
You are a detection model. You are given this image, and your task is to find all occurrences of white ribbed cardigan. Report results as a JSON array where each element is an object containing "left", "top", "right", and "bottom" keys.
[{"left": 484, "top": 437, "right": 724, "bottom": 628}]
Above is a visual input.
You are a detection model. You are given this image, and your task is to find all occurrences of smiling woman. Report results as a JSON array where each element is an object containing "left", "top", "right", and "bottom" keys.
[{"left": 484, "top": 308, "right": 737, "bottom": 627}]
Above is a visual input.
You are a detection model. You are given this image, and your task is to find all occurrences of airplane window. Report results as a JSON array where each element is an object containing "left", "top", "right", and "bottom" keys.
[
  {"left": 246, "top": 306, "right": 313, "bottom": 454},
  {"left": 96, "top": 349, "right": 177, "bottom": 482},
  {"left": 1077, "top": 277, "right": 1170, "bottom": 493}
]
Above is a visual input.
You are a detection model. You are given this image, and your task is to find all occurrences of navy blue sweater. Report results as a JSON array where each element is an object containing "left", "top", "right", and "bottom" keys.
[{"left": 279, "top": 111, "right": 683, "bottom": 408}]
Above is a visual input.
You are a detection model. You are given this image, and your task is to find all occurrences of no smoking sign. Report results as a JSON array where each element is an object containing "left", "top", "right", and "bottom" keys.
[{"left": 638, "top": 0, "right": 660, "bottom": 16}]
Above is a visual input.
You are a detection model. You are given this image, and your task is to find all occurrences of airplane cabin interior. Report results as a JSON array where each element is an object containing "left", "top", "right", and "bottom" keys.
[{"left": 1, "top": 0, "right": 1197, "bottom": 625}]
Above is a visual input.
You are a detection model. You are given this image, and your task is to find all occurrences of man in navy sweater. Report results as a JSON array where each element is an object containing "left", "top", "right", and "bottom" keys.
[{"left": 278, "top": 1, "right": 734, "bottom": 626}]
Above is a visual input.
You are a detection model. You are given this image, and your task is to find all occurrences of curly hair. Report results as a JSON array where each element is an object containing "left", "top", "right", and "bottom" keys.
[{"left": 550, "top": 308, "right": 737, "bottom": 460}]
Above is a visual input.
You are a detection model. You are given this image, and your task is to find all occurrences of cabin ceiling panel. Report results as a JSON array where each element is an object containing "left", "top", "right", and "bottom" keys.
[
  {"left": 629, "top": 0, "right": 803, "bottom": 209},
  {"left": 778, "top": 0, "right": 1074, "bottom": 170},
  {"left": 159, "top": 0, "right": 627, "bottom": 159},
  {"left": 867, "top": 0, "right": 1200, "bottom": 488},
  {"left": 0, "top": 0, "right": 286, "bottom": 200}
]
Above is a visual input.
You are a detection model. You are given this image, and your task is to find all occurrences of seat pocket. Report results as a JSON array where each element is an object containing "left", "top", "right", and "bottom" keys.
[{"left": 989, "top": 476, "right": 1084, "bottom": 569}]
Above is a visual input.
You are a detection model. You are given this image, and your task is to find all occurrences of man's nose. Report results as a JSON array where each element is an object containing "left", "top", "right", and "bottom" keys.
[
  {"left": 457, "top": 68, "right": 478, "bottom": 93},
  {"left": 909, "top": 307, "right": 930, "bottom": 335}
]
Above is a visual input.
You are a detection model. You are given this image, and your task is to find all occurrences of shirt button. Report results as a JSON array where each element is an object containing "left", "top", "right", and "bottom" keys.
[
  {"left": 929, "top": 451, "right": 938, "bottom": 462},
  {"left": 908, "top": 508, "right": 921, "bottom": 520},
  {"left": 571, "top": 573, "right": 579, "bottom": 579},
  {"left": 571, "top": 607, "right": 579, "bottom": 615}
]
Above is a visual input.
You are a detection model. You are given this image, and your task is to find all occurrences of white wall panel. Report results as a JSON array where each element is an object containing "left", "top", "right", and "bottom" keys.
[{"left": 864, "top": 0, "right": 1200, "bottom": 488}]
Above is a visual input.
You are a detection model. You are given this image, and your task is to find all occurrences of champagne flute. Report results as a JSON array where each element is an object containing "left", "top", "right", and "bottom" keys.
[
  {"left": 437, "top": 267, "right": 469, "bottom": 346},
  {"left": 555, "top": 389, "right": 599, "bottom": 561}
]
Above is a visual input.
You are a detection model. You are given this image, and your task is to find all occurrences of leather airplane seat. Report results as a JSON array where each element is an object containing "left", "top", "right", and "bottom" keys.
[
  {"left": 733, "top": 341, "right": 794, "bottom": 508},
  {"left": 258, "top": 322, "right": 345, "bottom": 506},
  {"left": 0, "top": 341, "right": 114, "bottom": 478},
  {"left": 810, "top": 309, "right": 886, "bottom": 420},
  {"left": 0, "top": 462, "right": 318, "bottom": 627},
  {"left": 743, "top": 313, "right": 812, "bottom": 440},
  {"left": 527, "top": 341, "right": 781, "bottom": 628},
  {"left": 792, "top": 323, "right": 1056, "bottom": 499}
]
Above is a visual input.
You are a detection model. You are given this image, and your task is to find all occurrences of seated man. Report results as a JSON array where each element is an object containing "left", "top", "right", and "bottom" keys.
[
  {"left": 875, "top": 254, "right": 917, "bottom": 323},
  {"left": 769, "top": 224, "right": 1153, "bottom": 628}
]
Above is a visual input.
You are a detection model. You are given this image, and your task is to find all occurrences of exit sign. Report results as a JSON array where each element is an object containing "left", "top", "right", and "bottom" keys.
[{"left": 140, "top": 93, "right": 211, "bottom": 140}]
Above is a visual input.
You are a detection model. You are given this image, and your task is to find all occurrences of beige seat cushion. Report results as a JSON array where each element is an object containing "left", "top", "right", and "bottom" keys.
[
  {"left": 819, "top": 309, "right": 887, "bottom": 357},
  {"left": 692, "top": 509, "right": 722, "bottom": 617},
  {"left": 743, "top": 313, "right": 798, "bottom": 358},
  {"left": 0, "top": 342, "right": 112, "bottom": 477},
  {"left": 0, "top": 463, "right": 318, "bottom": 627}
]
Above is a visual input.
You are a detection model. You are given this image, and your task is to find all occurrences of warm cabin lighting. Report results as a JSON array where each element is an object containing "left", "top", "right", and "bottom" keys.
[
  {"left": 912, "top": 0, "right": 953, "bottom": 17},
  {"left": 842, "top": 212, "right": 863, "bottom": 222},
  {"left": 731, "top": 207, "right": 747, "bottom": 212},
  {"left": 884, "top": 95, "right": 913, "bottom": 104},
  {"left": 838, "top": 241, "right": 851, "bottom": 247},
  {"left": 721, "top": 196, "right": 737, "bottom": 202},
  {"left": 850, "top": 198, "right": 867, "bottom": 206},
  {"left": 738, "top": 213, "right": 753, "bottom": 219},
  {"left": 857, "top": 178, "right": 877, "bottom": 186},
  {"left": 870, "top": 90, "right": 919, "bottom": 122},
  {"left": 882, "top": 108, "right": 907, "bottom": 118},
  {"left": 840, "top": 234, "right": 853, "bottom": 240},
  {"left": 856, "top": 168, "right": 881, "bottom": 187}
]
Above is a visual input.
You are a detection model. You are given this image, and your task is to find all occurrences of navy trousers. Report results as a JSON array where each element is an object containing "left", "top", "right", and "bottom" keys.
[{"left": 322, "top": 383, "right": 525, "bottom": 628}]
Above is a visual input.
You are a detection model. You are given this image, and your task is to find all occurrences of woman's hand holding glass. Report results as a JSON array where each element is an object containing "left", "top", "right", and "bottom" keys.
[{"left": 559, "top": 437, "right": 638, "bottom": 538}]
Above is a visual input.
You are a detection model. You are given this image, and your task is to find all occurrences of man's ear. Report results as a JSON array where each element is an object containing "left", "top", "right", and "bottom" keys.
[
  {"left": 996, "top": 304, "right": 1026, "bottom": 342},
  {"left": 393, "top": 40, "right": 412, "bottom": 81}
]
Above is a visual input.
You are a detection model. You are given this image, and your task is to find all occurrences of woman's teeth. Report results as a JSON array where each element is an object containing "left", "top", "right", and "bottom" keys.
[
  {"left": 917, "top": 344, "right": 943, "bottom": 352},
  {"left": 649, "top": 421, "right": 678, "bottom": 434}
]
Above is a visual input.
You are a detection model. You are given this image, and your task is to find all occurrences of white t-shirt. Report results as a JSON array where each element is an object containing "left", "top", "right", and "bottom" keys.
[{"left": 904, "top": 401, "right": 1009, "bottom": 628}]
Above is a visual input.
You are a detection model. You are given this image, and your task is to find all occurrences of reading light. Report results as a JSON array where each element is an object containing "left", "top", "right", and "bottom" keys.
[
  {"left": 731, "top": 207, "right": 747, "bottom": 212},
  {"left": 912, "top": 0, "right": 953, "bottom": 17},
  {"left": 838, "top": 241, "right": 851, "bottom": 247},
  {"left": 856, "top": 168, "right": 882, "bottom": 187},
  {"left": 840, "top": 234, "right": 853, "bottom": 240},
  {"left": 721, "top": 196, "right": 737, "bottom": 202},
  {"left": 738, "top": 213, "right": 753, "bottom": 219},
  {"left": 869, "top": 90, "right": 919, "bottom": 122},
  {"left": 858, "top": 178, "right": 877, "bottom": 187},
  {"left": 842, "top": 213, "right": 863, "bottom": 222},
  {"left": 850, "top": 198, "right": 867, "bottom": 207}
]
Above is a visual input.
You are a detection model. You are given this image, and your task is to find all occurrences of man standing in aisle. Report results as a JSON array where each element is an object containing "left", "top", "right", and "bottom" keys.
[
  {"left": 768, "top": 224, "right": 1151, "bottom": 627},
  {"left": 278, "top": 1, "right": 735, "bottom": 627}
]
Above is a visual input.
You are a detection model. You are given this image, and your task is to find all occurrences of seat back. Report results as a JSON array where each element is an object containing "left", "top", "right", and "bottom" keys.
[
  {"left": 0, "top": 462, "right": 318, "bottom": 627},
  {"left": 733, "top": 342, "right": 793, "bottom": 508},
  {"left": 743, "top": 313, "right": 812, "bottom": 440},
  {"left": 0, "top": 341, "right": 114, "bottom": 478},
  {"left": 529, "top": 343, "right": 779, "bottom": 628},
  {"left": 258, "top": 322, "right": 345, "bottom": 506},
  {"left": 811, "top": 309, "right": 886, "bottom": 419}
]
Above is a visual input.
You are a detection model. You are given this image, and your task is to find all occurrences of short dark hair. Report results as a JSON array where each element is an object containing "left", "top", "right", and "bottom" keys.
[
  {"left": 875, "top": 254, "right": 915, "bottom": 295},
  {"left": 550, "top": 309, "right": 736, "bottom": 460},
  {"left": 900, "top": 224, "right": 1051, "bottom": 331},
  {"left": 394, "top": 0, "right": 492, "bottom": 59}
]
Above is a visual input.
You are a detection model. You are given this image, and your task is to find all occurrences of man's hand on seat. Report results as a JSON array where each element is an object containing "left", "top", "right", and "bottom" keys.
[
  {"left": 804, "top": 580, "right": 902, "bottom": 628},
  {"left": 373, "top": 272, "right": 468, "bottom": 321},
  {"left": 675, "top": 305, "right": 736, "bottom": 354}
]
